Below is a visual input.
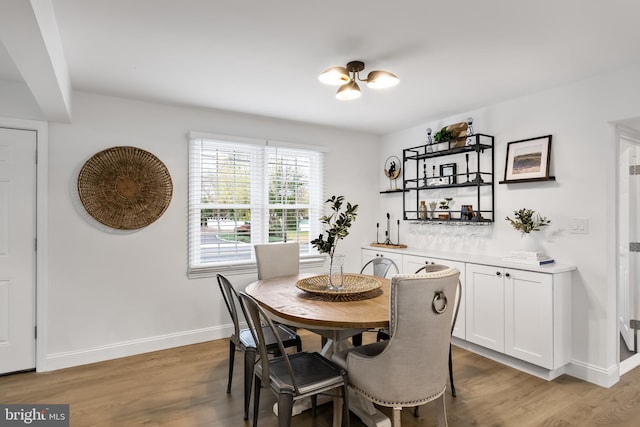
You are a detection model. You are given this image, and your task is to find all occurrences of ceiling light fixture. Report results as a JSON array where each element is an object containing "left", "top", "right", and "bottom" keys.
[{"left": 319, "top": 60, "right": 399, "bottom": 100}]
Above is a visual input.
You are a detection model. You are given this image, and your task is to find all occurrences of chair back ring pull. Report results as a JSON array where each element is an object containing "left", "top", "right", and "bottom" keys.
[{"left": 432, "top": 290, "right": 448, "bottom": 314}]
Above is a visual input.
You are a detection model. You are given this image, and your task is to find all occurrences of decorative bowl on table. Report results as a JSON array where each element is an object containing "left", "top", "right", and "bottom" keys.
[{"left": 296, "top": 273, "right": 384, "bottom": 295}]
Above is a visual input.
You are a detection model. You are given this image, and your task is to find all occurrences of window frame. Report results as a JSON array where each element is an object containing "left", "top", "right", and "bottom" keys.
[{"left": 187, "top": 132, "right": 326, "bottom": 278}]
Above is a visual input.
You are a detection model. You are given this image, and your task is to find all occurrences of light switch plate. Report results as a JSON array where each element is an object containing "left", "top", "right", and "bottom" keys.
[{"left": 570, "top": 217, "right": 588, "bottom": 234}]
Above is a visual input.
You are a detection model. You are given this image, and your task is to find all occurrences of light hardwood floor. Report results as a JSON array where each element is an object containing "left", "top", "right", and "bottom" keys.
[{"left": 2, "top": 329, "right": 640, "bottom": 426}]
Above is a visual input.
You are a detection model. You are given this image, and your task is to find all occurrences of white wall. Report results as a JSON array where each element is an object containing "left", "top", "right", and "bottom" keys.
[
  {"left": 381, "top": 63, "right": 640, "bottom": 386},
  {"left": 32, "top": 91, "right": 379, "bottom": 369},
  {"left": 5, "top": 62, "right": 640, "bottom": 384},
  {"left": 0, "top": 80, "right": 45, "bottom": 120}
]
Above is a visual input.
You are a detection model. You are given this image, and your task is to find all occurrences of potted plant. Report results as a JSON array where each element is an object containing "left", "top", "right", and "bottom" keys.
[
  {"left": 311, "top": 195, "right": 359, "bottom": 288},
  {"left": 505, "top": 208, "right": 551, "bottom": 253},
  {"left": 433, "top": 127, "right": 454, "bottom": 144},
  {"left": 438, "top": 197, "right": 453, "bottom": 219},
  {"left": 505, "top": 208, "right": 550, "bottom": 235}
]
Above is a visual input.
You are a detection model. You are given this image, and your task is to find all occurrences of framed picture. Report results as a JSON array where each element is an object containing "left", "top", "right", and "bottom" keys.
[
  {"left": 460, "top": 204, "right": 475, "bottom": 221},
  {"left": 503, "top": 135, "right": 552, "bottom": 182},
  {"left": 439, "top": 163, "right": 457, "bottom": 184}
]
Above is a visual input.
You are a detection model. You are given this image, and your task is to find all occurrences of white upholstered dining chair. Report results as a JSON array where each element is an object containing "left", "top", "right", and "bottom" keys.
[
  {"left": 332, "top": 269, "right": 460, "bottom": 427},
  {"left": 377, "top": 263, "right": 462, "bottom": 399},
  {"left": 254, "top": 241, "right": 299, "bottom": 280}
]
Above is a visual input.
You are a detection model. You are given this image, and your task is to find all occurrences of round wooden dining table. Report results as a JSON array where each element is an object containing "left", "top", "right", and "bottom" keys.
[
  {"left": 245, "top": 272, "right": 393, "bottom": 427},
  {"left": 245, "top": 272, "right": 390, "bottom": 331}
]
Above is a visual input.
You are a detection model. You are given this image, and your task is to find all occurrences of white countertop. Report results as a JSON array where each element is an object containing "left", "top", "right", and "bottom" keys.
[{"left": 362, "top": 245, "right": 577, "bottom": 274}]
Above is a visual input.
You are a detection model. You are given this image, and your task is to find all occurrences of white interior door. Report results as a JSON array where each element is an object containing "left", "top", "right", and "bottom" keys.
[
  {"left": 0, "top": 127, "right": 37, "bottom": 374},
  {"left": 619, "top": 136, "right": 634, "bottom": 351},
  {"left": 618, "top": 128, "right": 640, "bottom": 354}
]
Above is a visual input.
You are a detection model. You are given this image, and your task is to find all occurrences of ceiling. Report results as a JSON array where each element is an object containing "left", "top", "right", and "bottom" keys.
[{"left": 2, "top": 0, "right": 640, "bottom": 135}]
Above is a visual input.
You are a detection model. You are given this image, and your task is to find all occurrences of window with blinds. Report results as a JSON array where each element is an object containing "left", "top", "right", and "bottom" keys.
[{"left": 188, "top": 133, "right": 324, "bottom": 276}]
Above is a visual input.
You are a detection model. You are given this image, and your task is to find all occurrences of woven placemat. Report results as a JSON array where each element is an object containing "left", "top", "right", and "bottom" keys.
[{"left": 78, "top": 146, "right": 173, "bottom": 230}]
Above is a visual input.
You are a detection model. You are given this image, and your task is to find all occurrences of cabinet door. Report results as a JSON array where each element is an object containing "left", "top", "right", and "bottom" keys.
[
  {"left": 466, "top": 263, "right": 504, "bottom": 352},
  {"left": 361, "top": 249, "right": 403, "bottom": 274},
  {"left": 402, "top": 254, "right": 438, "bottom": 274},
  {"left": 504, "top": 269, "right": 553, "bottom": 368}
]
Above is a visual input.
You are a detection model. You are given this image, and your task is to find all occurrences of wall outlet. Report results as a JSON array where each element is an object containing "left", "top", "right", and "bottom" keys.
[{"left": 570, "top": 217, "right": 588, "bottom": 234}]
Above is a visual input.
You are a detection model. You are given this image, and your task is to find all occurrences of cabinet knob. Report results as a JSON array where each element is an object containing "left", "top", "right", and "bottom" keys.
[
  {"left": 496, "top": 271, "right": 502, "bottom": 277},
  {"left": 505, "top": 272, "right": 511, "bottom": 278}
]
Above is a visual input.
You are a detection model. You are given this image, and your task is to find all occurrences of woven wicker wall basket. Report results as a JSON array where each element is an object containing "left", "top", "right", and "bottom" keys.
[{"left": 77, "top": 146, "right": 173, "bottom": 230}]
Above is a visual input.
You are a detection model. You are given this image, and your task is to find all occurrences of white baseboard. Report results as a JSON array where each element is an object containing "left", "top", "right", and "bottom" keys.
[
  {"left": 39, "top": 324, "right": 234, "bottom": 372},
  {"left": 620, "top": 353, "right": 640, "bottom": 376},
  {"left": 452, "top": 337, "right": 620, "bottom": 388},
  {"left": 564, "top": 358, "right": 619, "bottom": 388},
  {"left": 452, "top": 338, "right": 566, "bottom": 381}
]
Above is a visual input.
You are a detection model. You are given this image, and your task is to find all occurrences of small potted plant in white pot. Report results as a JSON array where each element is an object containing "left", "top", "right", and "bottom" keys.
[
  {"left": 505, "top": 208, "right": 551, "bottom": 252},
  {"left": 505, "top": 208, "right": 550, "bottom": 235},
  {"left": 311, "top": 195, "right": 359, "bottom": 289}
]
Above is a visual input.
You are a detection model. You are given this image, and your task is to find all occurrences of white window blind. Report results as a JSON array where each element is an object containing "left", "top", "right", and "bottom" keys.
[{"left": 188, "top": 133, "right": 324, "bottom": 277}]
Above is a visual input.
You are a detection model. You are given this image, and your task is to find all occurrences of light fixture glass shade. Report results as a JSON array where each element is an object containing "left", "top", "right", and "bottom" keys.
[
  {"left": 336, "top": 81, "right": 361, "bottom": 101},
  {"left": 318, "top": 66, "right": 350, "bottom": 85},
  {"left": 366, "top": 70, "right": 399, "bottom": 89}
]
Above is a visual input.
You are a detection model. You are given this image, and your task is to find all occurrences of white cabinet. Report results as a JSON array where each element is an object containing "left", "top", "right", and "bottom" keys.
[
  {"left": 505, "top": 269, "right": 554, "bottom": 367},
  {"left": 404, "top": 254, "right": 466, "bottom": 339},
  {"left": 360, "top": 247, "right": 573, "bottom": 374},
  {"left": 403, "top": 253, "right": 445, "bottom": 274},
  {"left": 465, "top": 263, "right": 504, "bottom": 352},
  {"left": 466, "top": 263, "right": 572, "bottom": 370},
  {"left": 361, "top": 248, "right": 403, "bottom": 274}
]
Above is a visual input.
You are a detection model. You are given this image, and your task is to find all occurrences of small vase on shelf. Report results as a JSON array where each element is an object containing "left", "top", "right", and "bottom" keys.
[
  {"left": 419, "top": 201, "right": 427, "bottom": 220},
  {"left": 429, "top": 201, "right": 437, "bottom": 219}
]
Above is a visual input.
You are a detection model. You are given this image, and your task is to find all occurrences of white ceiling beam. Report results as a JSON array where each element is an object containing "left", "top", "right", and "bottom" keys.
[{"left": 0, "top": 0, "right": 71, "bottom": 122}]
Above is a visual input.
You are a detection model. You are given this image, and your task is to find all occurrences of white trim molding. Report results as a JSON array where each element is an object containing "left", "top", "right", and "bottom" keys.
[
  {"left": 40, "top": 325, "right": 234, "bottom": 372},
  {"left": 0, "top": 117, "right": 49, "bottom": 373}
]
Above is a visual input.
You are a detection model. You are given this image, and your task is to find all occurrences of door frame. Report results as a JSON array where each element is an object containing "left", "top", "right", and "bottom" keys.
[
  {"left": 616, "top": 121, "right": 640, "bottom": 376},
  {"left": 0, "top": 117, "right": 48, "bottom": 372}
]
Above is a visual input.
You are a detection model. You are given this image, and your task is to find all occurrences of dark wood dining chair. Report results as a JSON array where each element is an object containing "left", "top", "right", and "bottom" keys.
[
  {"left": 239, "top": 291, "right": 350, "bottom": 427},
  {"left": 217, "top": 274, "right": 302, "bottom": 420}
]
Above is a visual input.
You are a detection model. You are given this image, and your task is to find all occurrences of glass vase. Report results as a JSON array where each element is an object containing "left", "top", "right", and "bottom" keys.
[{"left": 328, "top": 254, "right": 345, "bottom": 290}]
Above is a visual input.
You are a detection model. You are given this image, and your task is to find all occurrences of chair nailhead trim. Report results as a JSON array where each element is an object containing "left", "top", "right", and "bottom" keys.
[{"left": 349, "top": 385, "right": 446, "bottom": 407}]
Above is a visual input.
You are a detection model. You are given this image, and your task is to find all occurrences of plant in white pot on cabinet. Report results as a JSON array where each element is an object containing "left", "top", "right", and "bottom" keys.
[
  {"left": 505, "top": 208, "right": 551, "bottom": 253},
  {"left": 311, "top": 195, "right": 359, "bottom": 289}
]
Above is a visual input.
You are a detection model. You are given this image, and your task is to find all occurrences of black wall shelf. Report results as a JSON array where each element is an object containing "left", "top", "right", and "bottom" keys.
[
  {"left": 403, "top": 133, "right": 495, "bottom": 223},
  {"left": 499, "top": 176, "right": 556, "bottom": 184}
]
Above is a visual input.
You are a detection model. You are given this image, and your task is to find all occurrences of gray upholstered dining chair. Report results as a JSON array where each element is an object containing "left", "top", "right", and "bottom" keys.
[
  {"left": 254, "top": 241, "right": 299, "bottom": 280},
  {"left": 216, "top": 274, "right": 302, "bottom": 420},
  {"left": 331, "top": 269, "right": 460, "bottom": 427},
  {"left": 239, "top": 291, "right": 350, "bottom": 427},
  {"left": 377, "top": 263, "right": 462, "bottom": 399}
]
